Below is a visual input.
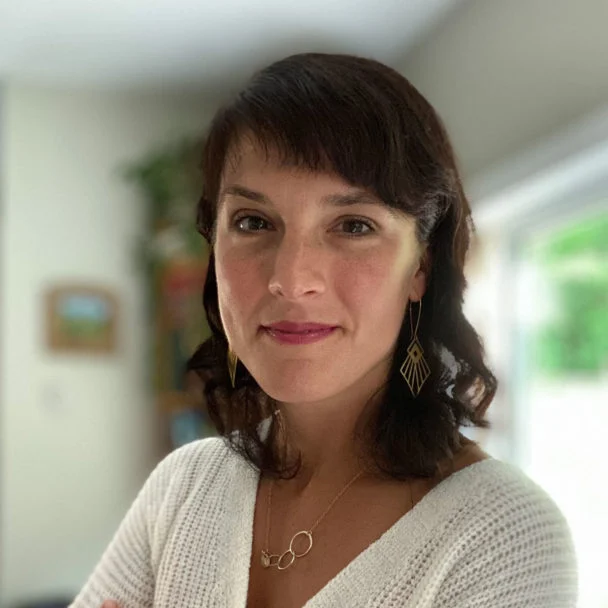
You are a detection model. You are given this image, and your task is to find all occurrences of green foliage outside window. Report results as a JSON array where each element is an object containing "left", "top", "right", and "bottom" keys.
[{"left": 528, "top": 211, "right": 608, "bottom": 376}]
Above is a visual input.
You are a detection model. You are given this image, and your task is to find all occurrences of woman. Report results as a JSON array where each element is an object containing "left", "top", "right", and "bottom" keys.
[{"left": 72, "top": 53, "right": 577, "bottom": 607}]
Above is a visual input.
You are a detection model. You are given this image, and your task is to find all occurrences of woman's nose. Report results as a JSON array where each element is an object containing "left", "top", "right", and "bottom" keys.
[{"left": 267, "top": 235, "right": 326, "bottom": 300}]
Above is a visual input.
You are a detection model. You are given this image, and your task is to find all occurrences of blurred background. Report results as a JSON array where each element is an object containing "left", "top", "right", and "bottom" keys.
[{"left": 0, "top": 0, "right": 606, "bottom": 606}]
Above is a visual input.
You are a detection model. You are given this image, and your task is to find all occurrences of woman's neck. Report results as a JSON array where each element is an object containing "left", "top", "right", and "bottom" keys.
[{"left": 272, "top": 389, "right": 384, "bottom": 494}]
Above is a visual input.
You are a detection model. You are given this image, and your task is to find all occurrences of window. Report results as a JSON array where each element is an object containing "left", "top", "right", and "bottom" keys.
[{"left": 465, "top": 121, "right": 608, "bottom": 608}]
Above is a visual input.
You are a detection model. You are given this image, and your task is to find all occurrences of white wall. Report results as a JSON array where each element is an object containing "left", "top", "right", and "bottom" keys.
[
  {"left": 0, "top": 85, "right": 211, "bottom": 606},
  {"left": 401, "top": 0, "right": 608, "bottom": 181}
]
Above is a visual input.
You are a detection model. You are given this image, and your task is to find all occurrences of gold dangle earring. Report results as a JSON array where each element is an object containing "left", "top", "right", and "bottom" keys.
[
  {"left": 227, "top": 346, "right": 238, "bottom": 388},
  {"left": 400, "top": 299, "right": 430, "bottom": 396}
]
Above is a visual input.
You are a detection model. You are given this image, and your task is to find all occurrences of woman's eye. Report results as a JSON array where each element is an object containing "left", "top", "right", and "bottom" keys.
[
  {"left": 232, "top": 215, "right": 375, "bottom": 236},
  {"left": 233, "top": 215, "right": 271, "bottom": 232},
  {"left": 338, "top": 219, "right": 375, "bottom": 236}
]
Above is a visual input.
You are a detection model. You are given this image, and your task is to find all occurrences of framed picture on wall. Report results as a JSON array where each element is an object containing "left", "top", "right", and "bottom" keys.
[{"left": 45, "top": 284, "right": 119, "bottom": 354}]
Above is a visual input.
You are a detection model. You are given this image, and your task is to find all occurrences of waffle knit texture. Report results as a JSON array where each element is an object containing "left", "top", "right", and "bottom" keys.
[{"left": 70, "top": 437, "right": 578, "bottom": 607}]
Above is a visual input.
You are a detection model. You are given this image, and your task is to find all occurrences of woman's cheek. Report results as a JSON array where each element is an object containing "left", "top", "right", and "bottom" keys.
[
  {"left": 338, "top": 253, "right": 391, "bottom": 293},
  {"left": 218, "top": 255, "right": 263, "bottom": 319}
]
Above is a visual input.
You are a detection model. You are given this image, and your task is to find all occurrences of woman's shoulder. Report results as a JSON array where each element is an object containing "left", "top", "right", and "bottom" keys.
[
  {"left": 165, "top": 435, "right": 232, "bottom": 466},
  {"left": 437, "top": 457, "right": 570, "bottom": 529},
  {"left": 465, "top": 458, "right": 566, "bottom": 517},
  {"left": 428, "top": 457, "right": 576, "bottom": 570},
  {"left": 424, "top": 458, "right": 578, "bottom": 604},
  {"left": 157, "top": 435, "right": 236, "bottom": 485},
  {"left": 419, "top": 438, "right": 567, "bottom": 527},
  {"left": 139, "top": 435, "right": 242, "bottom": 509}
]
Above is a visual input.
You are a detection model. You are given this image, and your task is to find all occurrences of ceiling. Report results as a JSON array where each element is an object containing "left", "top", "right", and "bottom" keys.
[{"left": 0, "top": 0, "right": 458, "bottom": 92}]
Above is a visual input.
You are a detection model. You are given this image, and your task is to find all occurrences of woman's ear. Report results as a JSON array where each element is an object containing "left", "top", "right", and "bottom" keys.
[{"left": 409, "top": 248, "right": 431, "bottom": 302}]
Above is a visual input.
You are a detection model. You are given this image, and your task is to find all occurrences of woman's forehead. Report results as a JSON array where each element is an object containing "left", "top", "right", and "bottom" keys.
[
  {"left": 218, "top": 133, "right": 412, "bottom": 226},
  {"left": 222, "top": 133, "right": 333, "bottom": 182},
  {"left": 219, "top": 158, "right": 383, "bottom": 212}
]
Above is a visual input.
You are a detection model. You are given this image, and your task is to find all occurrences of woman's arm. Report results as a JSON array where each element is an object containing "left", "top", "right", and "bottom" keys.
[{"left": 69, "top": 446, "right": 185, "bottom": 608}]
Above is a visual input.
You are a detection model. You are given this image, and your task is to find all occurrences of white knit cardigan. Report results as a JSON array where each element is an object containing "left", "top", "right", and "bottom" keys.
[{"left": 70, "top": 437, "right": 578, "bottom": 607}]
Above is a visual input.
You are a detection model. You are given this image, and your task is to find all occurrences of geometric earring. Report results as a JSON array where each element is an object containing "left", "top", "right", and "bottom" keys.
[
  {"left": 227, "top": 346, "right": 238, "bottom": 388},
  {"left": 399, "top": 299, "right": 430, "bottom": 397}
]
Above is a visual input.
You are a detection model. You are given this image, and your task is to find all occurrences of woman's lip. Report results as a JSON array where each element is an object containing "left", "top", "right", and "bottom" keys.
[
  {"left": 264, "top": 322, "right": 338, "bottom": 333},
  {"left": 263, "top": 326, "right": 337, "bottom": 345}
]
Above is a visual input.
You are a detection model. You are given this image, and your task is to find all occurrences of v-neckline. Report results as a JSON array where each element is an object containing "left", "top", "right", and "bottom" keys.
[{"left": 223, "top": 450, "right": 497, "bottom": 608}]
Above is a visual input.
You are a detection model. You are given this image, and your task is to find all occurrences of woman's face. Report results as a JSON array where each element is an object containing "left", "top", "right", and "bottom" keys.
[{"left": 214, "top": 141, "right": 427, "bottom": 405}]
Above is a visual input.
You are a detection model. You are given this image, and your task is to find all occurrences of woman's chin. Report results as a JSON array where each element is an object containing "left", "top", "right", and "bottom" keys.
[{"left": 256, "top": 375, "right": 333, "bottom": 405}]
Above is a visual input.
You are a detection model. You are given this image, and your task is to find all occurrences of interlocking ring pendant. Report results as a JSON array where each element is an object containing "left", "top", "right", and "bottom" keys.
[
  {"left": 261, "top": 550, "right": 278, "bottom": 568},
  {"left": 261, "top": 530, "right": 313, "bottom": 570}
]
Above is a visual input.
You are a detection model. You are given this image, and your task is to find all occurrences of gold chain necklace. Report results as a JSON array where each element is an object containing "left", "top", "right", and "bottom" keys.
[{"left": 261, "top": 468, "right": 365, "bottom": 571}]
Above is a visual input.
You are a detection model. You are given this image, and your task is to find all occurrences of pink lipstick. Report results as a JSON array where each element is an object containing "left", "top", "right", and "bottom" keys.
[{"left": 262, "top": 321, "right": 338, "bottom": 345}]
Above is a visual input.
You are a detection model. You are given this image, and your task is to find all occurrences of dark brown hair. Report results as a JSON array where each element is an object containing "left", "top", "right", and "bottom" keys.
[{"left": 189, "top": 53, "right": 496, "bottom": 479}]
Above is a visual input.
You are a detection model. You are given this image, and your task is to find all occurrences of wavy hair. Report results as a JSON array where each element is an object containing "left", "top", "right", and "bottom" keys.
[{"left": 188, "top": 53, "right": 496, "bottom": 479}]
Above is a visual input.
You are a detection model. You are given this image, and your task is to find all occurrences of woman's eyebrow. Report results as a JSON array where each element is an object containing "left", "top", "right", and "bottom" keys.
[
  {"left": 220, "top": 185, "right": 397, "bottom": 216},
  {"left": 220, "top": 185, "right": 270, "bottom": 205},
  {"left": 321, "top": 191, "right": 396, "bottom": 214}
]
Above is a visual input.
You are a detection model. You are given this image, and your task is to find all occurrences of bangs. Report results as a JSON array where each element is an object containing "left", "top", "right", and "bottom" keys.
[{"left": 200, "top": 54, "right": 452, "bottom": 241}]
